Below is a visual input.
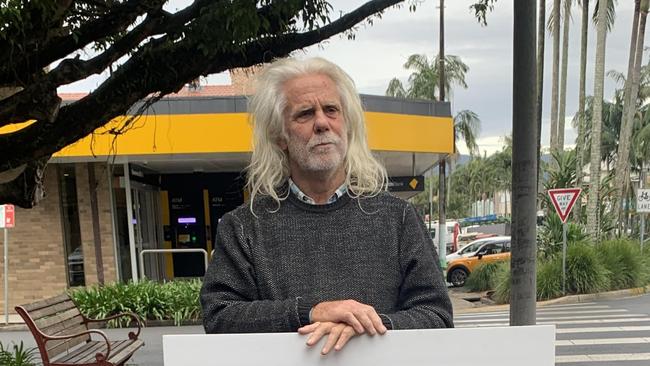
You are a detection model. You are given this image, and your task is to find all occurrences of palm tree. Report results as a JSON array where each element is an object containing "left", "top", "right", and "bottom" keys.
[
  {"left": 387, "top": 54, "right": 479, "bottom": 154},
  {"left": 386, "top": 54, "right": 469, "bottom": 100},
  {"left": 558, "top": 0, "right": 574, "bottom": 150},
  {"left": 613, "top": 0, "right": 648, "bottom": 226},
  {"left": 576, "top": 0, "right": 590, "bottom": 185},
  {"left": 550, "top": 0, "right": 562, "bottom": 153},
  {"left": 537, "top": 0, "right": 547, "bottom": 189},
  {"left": 586, "top": 0, "right": 610, "bottom": 240}
]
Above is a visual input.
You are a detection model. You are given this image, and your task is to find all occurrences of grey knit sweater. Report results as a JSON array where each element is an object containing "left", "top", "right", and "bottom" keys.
[{"left": 200, "top": 190, "right": 454, "bottom": 333}]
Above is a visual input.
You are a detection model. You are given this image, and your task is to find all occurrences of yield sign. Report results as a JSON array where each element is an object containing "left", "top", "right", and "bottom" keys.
[{"left": 548, "top": 188, "right": 582, "bottom": 223}]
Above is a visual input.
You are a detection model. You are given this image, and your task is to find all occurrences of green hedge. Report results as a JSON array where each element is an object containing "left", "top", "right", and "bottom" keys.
[
  {"left": 597, "top": 240, "right": 645, "bottom": 290},
  {"left": 466, "top": 261, "right": 508, "bottom": 292},
  {"left": 471, "top": 238, "right": 650, "bottom": 304},
  {"left": 70, "top": 279, "right": 202, "bottom": 327}
]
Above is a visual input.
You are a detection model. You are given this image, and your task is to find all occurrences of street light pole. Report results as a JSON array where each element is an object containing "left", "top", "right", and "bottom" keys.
[{"left": 437, "top": 0, "right": 448, "bottom": 268}]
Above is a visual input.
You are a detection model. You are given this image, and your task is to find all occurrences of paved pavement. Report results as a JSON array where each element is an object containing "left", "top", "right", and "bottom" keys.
[
  {"left": 1, "top": 291, "right": 647, "bottom": 366},
  {"left": 455, "top": 293, "right": 650, "bottom": 366}
]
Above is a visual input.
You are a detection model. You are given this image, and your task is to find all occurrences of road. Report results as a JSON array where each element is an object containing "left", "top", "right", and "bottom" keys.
[{"left": 455, "top": 293, "right": 650, "bottom": 366}]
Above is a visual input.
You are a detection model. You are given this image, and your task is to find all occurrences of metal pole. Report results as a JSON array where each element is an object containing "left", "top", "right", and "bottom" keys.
[
  {"left": 123, "top": 162, "right": 139, "bottom": 282},
  {"left": 437, "top": 0, "right": 447, "bottom": 269},
  {"left": 4, "top": 228, "right": 8, "bottom": 325},
  {"left": 562, "top": 223, "right": 567, "bottom": 295},
  {"left": 642, "top": 163, "right": 646, "bottom": 252}
]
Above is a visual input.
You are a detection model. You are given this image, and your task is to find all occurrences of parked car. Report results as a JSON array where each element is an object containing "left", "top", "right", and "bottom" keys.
[
  {"left": 446, "top": 239, "right": 511, "bottom": 287},
  {"left": 427, "top": 221, "right": 461, "bottom": 254},
  {"left": 445, "top": 236, "right": 510, "bottom": 262}
]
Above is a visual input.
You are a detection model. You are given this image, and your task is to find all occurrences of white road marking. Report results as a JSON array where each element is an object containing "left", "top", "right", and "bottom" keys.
[
  {"left": 454, "top": 313, "right": 642, "bottom": 323},
  {"left": 555, "top": 337, "right": 650, "bottom": 346},
  {"left": 556, "top": 352, "right": 650, "bottom": 363}
]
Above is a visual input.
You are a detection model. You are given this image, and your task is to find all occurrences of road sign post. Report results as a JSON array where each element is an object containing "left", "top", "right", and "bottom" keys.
[
  {"left": 548, "top": 188, "right": 582, "bottom": 295},
  {"left": 0, "top": 204, "right": 14, "bottom": 325}
]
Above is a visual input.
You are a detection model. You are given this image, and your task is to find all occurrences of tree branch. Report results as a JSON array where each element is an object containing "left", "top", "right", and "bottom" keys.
[
  {"left": 0, "top": 0, "right": 166, "bottom": 85},
  {"left": 0, "top": 0, "right": 403, "bottom": 173},
  {"left": 0, "top": 13, "right": 165, "bottom": 127}
]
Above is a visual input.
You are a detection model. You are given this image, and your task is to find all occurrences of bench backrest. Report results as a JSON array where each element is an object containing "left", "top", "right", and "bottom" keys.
[{"left": 15, "top": 293, "right": 90, "bottom": 363}]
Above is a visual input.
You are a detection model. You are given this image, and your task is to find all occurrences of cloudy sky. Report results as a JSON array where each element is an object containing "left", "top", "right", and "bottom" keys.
[{"left": 59, "top": 0, "right": 639, "bottom": 156}]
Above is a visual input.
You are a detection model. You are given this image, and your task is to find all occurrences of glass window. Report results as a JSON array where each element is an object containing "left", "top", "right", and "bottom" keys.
[{"left": 58, "top": 165, "right": 85, "bottom": 287}]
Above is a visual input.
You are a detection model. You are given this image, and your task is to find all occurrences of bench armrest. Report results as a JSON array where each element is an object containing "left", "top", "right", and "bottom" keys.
[
  {"left": 84, "top": 312, "right": 143, "bottom": 339},
  {"left": 43, "top": 329, "right": 114, "bottom": 362}
]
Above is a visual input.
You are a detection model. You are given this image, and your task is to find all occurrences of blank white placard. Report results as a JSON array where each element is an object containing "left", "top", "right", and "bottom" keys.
[{"left": 163, "top": 325, "right": 555, "bottom": 366}]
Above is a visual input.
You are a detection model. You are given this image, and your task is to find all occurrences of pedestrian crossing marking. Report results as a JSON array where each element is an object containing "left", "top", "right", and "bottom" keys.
[
  {"left": 456, "top": 317, "right": 650, "bottom": 327},
  {"left": 455, "top": 313, "right": 642, "bottom": 323},
  {"left": 556, "top": 352, "right": 650, "bottom": 363},
  {"left": 556, "top": 325, "right": 650, "bottom": 333},
  {"left": 456, "top": 308, "right": 626, "bottom": 318},
  {"left": 556, "top": 337, "right": 650, "bottom": 346}
]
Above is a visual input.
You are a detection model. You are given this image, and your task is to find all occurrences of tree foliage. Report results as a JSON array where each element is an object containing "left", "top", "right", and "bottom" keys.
[{"left": 0, "top": 0, "right": 409, "bottom": 207}]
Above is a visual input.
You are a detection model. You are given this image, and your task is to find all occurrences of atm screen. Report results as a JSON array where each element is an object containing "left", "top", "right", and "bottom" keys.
[{"left": 178, "top": 217, "right": 197, "bottom": 224}]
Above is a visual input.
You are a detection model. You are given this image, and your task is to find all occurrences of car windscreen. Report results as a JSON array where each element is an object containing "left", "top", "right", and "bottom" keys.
[{"left": 460, "top": 240, "right": 486, "bottom": 254}]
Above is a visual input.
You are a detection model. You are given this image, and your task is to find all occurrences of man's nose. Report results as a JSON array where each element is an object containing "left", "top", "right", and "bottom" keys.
[{"left": 313, "top": 109, "right": 330, "bottom": 133}]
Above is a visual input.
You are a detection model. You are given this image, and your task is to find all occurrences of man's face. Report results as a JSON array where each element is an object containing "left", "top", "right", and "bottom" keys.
[{"left": 280, "top": 73, "right": 348, "bottom": 177}]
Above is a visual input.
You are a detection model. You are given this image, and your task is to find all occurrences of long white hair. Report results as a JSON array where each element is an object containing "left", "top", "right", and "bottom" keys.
[{"left": 246, "top": 57, "right": 387, "bottom": 210}]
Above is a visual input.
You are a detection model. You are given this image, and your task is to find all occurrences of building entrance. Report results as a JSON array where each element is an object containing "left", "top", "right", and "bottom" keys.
[{"left": 161, "top": 172, "right": 245, "bottom": 279}]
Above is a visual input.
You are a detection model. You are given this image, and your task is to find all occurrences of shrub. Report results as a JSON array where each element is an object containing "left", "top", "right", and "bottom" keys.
[
  {"left": 0, "top": 341, "right": 38, "bottom": 366},
  {"left": 566, "top": 242, "right": 610, "bottom": 294},
  {"left": 491, "top": 262, "right": 511, "bottom": 304},
  {"left": 640, "top": 245, "right": 650, "bottom": 286},
  {"left": 536, "top": 257, "right": 563, "bottom": 301},
  {"left": 537, "top": 212, "right": 587, "bottom": 259},
  {"left": 465, "top": 261, "right": 503, "bottom": 291},
  {"left": 71, "top": 279, "right": 202, "bottom": 327},
  {"left": 597, "top": 239, "right": 645, "bottom": 290}
]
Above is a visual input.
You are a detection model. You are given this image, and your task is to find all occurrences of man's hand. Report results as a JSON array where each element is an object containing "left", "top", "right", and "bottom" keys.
[
  {"left": 298, "top": 321, "right": 358, "bottom": 355},
  {"left": 310, "top": 300, "right": 387, "bottom": 335}
]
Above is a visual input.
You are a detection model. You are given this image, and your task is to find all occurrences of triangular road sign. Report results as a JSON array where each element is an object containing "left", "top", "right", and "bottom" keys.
[{"left": 548, "top": 188, "right": 582, "bottom": 223}]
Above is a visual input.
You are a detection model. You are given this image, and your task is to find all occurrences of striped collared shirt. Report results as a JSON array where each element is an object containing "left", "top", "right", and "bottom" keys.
[{"left": 288, "top": 178, "right": 348, "bottom": 205}]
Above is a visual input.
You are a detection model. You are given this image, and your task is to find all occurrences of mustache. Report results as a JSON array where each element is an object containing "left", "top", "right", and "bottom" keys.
[{"left": 307, "top": 134, "right": 341, "bottom": 149}]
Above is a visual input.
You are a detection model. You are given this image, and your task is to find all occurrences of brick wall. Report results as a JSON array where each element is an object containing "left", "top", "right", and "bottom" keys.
[
  {"left": 0, "top": 163, "right": 120, "bottom": 312},
  {"left": 75, "top": 163, "right": 117, "bottom": 286},
  {"left": 0, "top": 167, "right": 68, "bottom": 310}
]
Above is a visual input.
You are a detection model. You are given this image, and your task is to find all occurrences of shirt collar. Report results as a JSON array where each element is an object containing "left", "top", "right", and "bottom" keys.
[{"left": 288, "top": 178, "right": 348, "bottom": 205}]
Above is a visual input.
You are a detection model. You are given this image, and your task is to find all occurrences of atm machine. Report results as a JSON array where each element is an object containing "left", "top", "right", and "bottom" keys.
[{"left": 166, "top": 191, "right": 207, "bottom": 278}]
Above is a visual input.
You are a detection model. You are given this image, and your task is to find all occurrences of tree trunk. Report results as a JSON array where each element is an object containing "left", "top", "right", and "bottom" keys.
[
  {"left": 614, "top": 0, "right": 645, "bottom": 228},
  {"left": 536, "top": 0, "right": 546, "bottom": 193},
  {"left": 576, "top": 0, "right": 589, "bottom": 186},
  {"left": 558, "top": 0, "right": 572, "bottom": 150},
  {"left": 550, "top": 0, "right": 561, "bottom": 153},
  {"left": 511, "top": 0, "right": 538, "bottom": 326},
  {"left": 586, "top": 0, "right": 610, "bottom": 241}
]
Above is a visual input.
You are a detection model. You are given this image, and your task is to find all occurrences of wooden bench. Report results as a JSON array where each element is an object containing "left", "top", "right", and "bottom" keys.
[{"left": 15, "top": 293, "right": 144, "bottom": 366}]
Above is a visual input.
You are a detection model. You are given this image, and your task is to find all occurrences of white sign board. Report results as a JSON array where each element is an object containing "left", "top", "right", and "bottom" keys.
[
  {"left": 163, "top": 326, "right": 555, "bottom": 366},
  {"left": 638, "top": 189, "right": 650, "bottom": 213}
]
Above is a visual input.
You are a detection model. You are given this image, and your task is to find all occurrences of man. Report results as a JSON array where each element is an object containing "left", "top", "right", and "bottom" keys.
[{"left": 200, "top": 57, "right": 453, "bottom": 355}]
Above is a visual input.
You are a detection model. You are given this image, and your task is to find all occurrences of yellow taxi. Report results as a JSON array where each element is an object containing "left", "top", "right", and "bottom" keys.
[{"left": 446, "top": 239, "right": 511, "bottom": 287}]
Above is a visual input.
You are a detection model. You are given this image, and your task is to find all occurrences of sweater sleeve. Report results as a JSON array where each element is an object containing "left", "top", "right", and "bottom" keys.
[
  {"left": 200, "top": 213, "right": 310, "bottom": 333},
  {"left": 382, "top": 203, "right": 454, "bottom": 329}
]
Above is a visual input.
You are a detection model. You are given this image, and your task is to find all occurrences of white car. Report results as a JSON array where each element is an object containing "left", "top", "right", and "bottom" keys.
[{"left": 445, "top": 236, "right": 511, "bottom": 262}]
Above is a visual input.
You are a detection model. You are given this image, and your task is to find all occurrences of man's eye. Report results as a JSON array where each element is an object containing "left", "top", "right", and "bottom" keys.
[
  {"left": 295, "top": 110, "right": 313, "bottom": 122},
  {"left": 325, "top": 106, "right": 340, "bottom": 116}
]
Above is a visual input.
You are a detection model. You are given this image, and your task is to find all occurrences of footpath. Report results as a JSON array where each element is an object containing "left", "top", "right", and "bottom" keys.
[{"left": 0, "top": 286, "right": 647, "bottom": 366}]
